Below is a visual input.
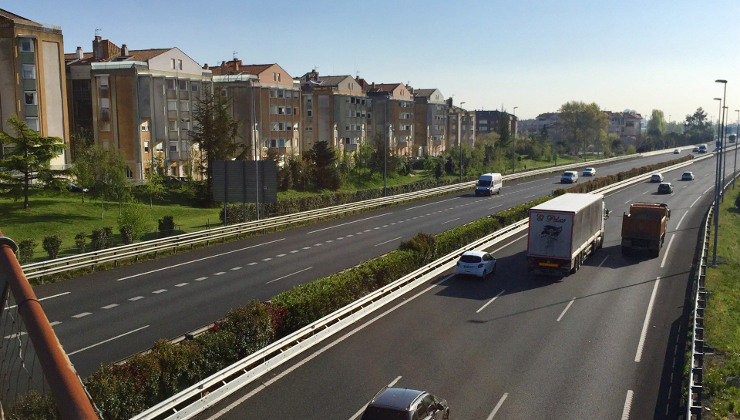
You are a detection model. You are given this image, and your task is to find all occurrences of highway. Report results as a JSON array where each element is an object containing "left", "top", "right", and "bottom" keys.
[
  {"left": 195, "top": 151, "right": 728, "bottom": 419},
  {"left": 29, "top": 150, "right": 707, "bottom": 376}
]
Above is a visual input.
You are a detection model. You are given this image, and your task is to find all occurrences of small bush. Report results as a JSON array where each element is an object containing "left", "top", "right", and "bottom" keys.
[
  {"left": 399, "top": 232, "right": 437, "bottom": 263},
  {"left": 91, "top": 228, "right": 108, "bottom": 250},
  {"left": 8, "top": 390, "right": 57, "bottom": 419},
  {"left": 42, "top": 235, "right": 62, "bottom": 259},
  {"left": 17, "top": 239, "right": 36, "bottom": 264},
  {"left": 74, "top": 232, "right": 87, "bottom": 254},
  {"left": 102, "top": 227, "right": 114, "bottom": 248},
  {"left": 158, "top": 215, "right": 175, "bottom": 236},
  {"left": 118, "top": 204, "right": 152, "bottom": 244}
]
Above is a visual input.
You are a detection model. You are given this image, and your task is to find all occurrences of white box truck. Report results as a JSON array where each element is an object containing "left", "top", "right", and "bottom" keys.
[{"left": 527, "top": 193, "right": 608, "bottom": 276}]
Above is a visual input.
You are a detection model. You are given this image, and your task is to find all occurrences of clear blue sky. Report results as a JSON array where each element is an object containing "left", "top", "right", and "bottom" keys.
[{"left": 7, "top": 0, "right": 740, "bottom": 122}]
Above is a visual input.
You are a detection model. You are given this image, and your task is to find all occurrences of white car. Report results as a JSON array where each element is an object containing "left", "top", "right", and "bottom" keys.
[
  {"left": 650, "top": 173, "right": 664, "bottom": 182},
  {"left": 455, "top": 250, "right": 496, "bottom": 278},
  {"left": 681, "top": 171, "right": 695, "bottom": 181},
  {"left": 561, "top": 171, "right": 579, "bottom": 183},
  {"left": 673, "top": 149, "right": 680, "bottom": 154},
  {"left": 582, "top": 167, "right": 596, "bottom": 176}
]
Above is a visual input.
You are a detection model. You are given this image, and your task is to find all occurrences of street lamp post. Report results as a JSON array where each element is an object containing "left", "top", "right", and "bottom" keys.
[
  {"left": 734, "top": 109, "right": 739, "bottom": 189},
  {"left": 459, "top": 102, "right": 465, "bottom": 182},
  {"left": 712, "top": 79, "right": 727, "bottom": 266},
  {"left": 512, "top": 107, "right": 518, "bottom": 174},
  {"left": 721, "top": 105, "right": 728, "bottom": 200}
]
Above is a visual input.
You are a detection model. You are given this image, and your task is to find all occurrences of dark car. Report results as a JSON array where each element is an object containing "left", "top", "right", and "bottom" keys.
[
  {"left": 657, "top": 182, "right": 673, "bottom": 194},
  {"left": 362, "top": 387, "right": 449, "bottom": 420}
]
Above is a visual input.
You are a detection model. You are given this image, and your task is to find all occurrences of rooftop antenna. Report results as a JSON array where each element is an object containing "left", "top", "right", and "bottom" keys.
[
  {"left": 233, "top": 51, "right": 238, "bottom": 60},
  {"left": 95, "top": 28, "right": 101, "bottom": 37}
]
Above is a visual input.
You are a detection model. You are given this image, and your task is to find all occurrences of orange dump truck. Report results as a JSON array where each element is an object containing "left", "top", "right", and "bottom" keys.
[{"left": 620, "top": 203, "right": 671, "bottom": 258}]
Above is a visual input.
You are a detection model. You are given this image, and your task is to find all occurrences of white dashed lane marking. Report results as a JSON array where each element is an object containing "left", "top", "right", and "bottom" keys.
[
  {"left": 152, "top": 289, "right": 167, "bottom": 294},
  {"left": 72, "top": 312, "right": 92, "bottom": 319},
  {"left": 277, "top": 253, "right": 287, "bottom": 257},
  {"left": 195, "top": 276, "right": 208, "bottom": 281},
  {"left": 129, "top": 296, "right": 144, "bottom": 301},
  {"left": 175, "top": 283, "right": 188, "bottom": 287},
  {"left": 231, "top": 266, "right": 242, "bottom": 271},
  {"left": 102, "top": 304, "right": 118, "bottom": 309},
  {"left": 214, "top": 271, "right": 227, "bottom": 275}
]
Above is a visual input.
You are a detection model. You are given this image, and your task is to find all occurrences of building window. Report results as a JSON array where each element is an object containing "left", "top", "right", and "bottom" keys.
[
  {"left": 271, "top": 139, "right": 277, "bottom": 147},
  {"left": 144, "top": 141, "right": 150, "bottom": 152},
  {"left": 171, "top": 166, "right": 177, "bottom": 176},
  {"left": 191, "top": 83, "right": 199, "bottom": 93},
  {"left": 167, "top": 100, "right": 178, "bottom": 111},
  {"left": 293, "top": 91, "right": 299, "bottom": 98},
  {"left": 166, "top": 79, "right": 176, "bottom": 90},
  {"left": 19, "top": 38, "right": 34, "bottom": 52},
  {"left": 24, "top": 91, "right": 38, "bottom": 105},
  {"left": 177, "top": 59, "right": 183, "bottom": 70},
  {"left": 179, "top": 80, "right": 187, "bottom": 90},
  {"left": 278, "top": 139, "right": 286, "bottom": 147},
  {"left": 171, "top": 59, "right": 176, "bottom": 69},
  {"left": 277, "top": 90, "right": 284, "bottom": 99},
  {"left": 307, "top": 110, "right": 312, "bottom": 117},
  {"left": 269, "top": 89, "right": 276, "bottom": 98},
  {"left": 180, "top": 100, "right": 190, "bottom": 112},
  {"left": 25, "top": 117, "right": 38, "bottom": 131},
  {"left": 180, "top": 118, "right": 190, "bottom": 130},
  {"left": 285, "top": 107, "right": 292, "bottom": 115},
  {"left": 141, "top": 120, "right": 150, "bottom": 131},
  {"left": 169, "top": 142, "right": 178, "bottom": 152},
  {"left": 21, "top": 64, "right": 36, "bottom": 80}
]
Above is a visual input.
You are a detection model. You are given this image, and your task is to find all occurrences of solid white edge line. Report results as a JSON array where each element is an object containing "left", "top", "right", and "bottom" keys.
[
  {"left": 690, "top": 195, "right": 702, "bottom": 208},
  {"left": 675, "top": 211, "right": 688, "bottom": 230},
  {"left": 207, "top": 275, "right": 454, "bottom": 420},
  {"left": 635, "top": 277, "right": 661, "bottom": 362},
  {"left": 621, "top": 390, "right": 634, "bottom": 420},
  {"left": 476, "top": 290, "right": 505, "bottom": 314},
  {"left": 67, "top": 325, "right": 149, "bottom": 356},
  {"left": 307, "top": 213, "right": 391, "bottom": 234},
  {"left": 660, "top": 235, "right": 675, "bottom": 268},
  {"left": 265, "top": 267, "right": 313, "bottom": 284},
  {"left": 487, "top": 392, "right": 509, "bottom": 420},
  {"left": 556, "top": 297, "right": 576, "bottom": 322},
  {"left": 598, "top": 255, "right": 609, "bottom": 267},
  {"left": 116, "top": 238, "right": 285, "bottom": 281},
  {"left": 348, "top": 376, "right": 403, "bottom": 420},
  {"left": 5, "top": 291, "right": 71, "bottom": 310},
  {"left": 374, "top": 236, "right": 403, "bottom": 247}
]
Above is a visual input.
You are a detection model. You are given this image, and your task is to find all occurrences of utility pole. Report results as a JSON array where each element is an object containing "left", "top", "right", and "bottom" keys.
[
  {"left": 459, "top": 102, "right": 465, "bottom": 182},
  {"left": 512, "top": 107, "right": 518, "bottom": 174},
  {"left": 712, "top": 80, "right": 727, "bottom": 266}
]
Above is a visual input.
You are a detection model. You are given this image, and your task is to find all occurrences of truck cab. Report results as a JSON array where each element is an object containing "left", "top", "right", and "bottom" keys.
[{"left": 621, "top": 203, "right": 670, "bottom": 258}]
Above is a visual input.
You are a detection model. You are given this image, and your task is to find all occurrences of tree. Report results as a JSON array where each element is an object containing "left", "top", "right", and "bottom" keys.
[
  {"left": 647, "top": 110, "right": 666, "bottom": 137},
  {"left": 190, "top": 89, "right": 241, "bottom": 202},
  {"left": 558, "top": 101, "right": 608, "bottom": 156},
  {"left": 683, "top": 107, "right": 713, "bottom": 144},
  {"left": 141, "top": 156, "right": 165, "bottom": 208},
  {"left": 0, "top": 115, "right": 66, "bottom": 209},
  {"left": 304, "top": 141, "right": 341, "bottom": 190},
  {"left": 73, "top": 144, "right": 129, "bottom": 219}
]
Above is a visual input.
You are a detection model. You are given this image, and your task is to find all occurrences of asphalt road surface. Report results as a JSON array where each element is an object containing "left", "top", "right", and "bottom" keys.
[
  {"left": 195, "top": 150, "right": 728, "bottom": 419},
  {"left": 27, "top": 149, "right": 717, "bottom": 376}
]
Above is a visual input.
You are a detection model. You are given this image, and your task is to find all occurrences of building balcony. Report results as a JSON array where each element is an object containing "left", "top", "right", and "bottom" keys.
[
  {"left": 179, "top": 90, "right": 190, "bottom": 100},
  {"left": 344, "top": 143, "right": 358, "bottom": 152},
  {"left": 166, "top": 89, "right": 177, "bottom": 100},
  {"left": 168, "top": 130, "right": 179, "bottom": 140}
]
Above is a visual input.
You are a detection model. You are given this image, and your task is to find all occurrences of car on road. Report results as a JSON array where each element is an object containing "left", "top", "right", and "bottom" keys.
[
  {"left": 475, "top": 172, "right": 503, "bottom": 196},
  {"left": 681, "top": 171, "right": 695, "bottom": 181},
  {"left": 657, "top": 182, "right": 673, "bottom": 194},
  {"left": 561, "top": 171, "right": 579, "bottom": 183},
  {"left": 650, "top": 173, "right": 664, "bottom": 182},
  {"left": 455, "top": 250, "right": 496, "bottom": 278},
  {"left": 692, "top": 146, "right": 700, "bottom": 153},
  {"left": 582, "top": 167, "right": 596, "bottom": 176},
  {"left": 673, "top": 148, "right": 680, "bottom": 154},
  {"left": 361, "top": 387, "right": 449, "bottom": 420}
]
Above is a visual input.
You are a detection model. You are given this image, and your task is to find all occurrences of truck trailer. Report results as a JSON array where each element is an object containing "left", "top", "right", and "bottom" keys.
[
  {"left": 621, "top": 202, "right": 671, "bottom": 258},
  {"left": 527, "top": 193, "right": 608, "bottom": 276}
]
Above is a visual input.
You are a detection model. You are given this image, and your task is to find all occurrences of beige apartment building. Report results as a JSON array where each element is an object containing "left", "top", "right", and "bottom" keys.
[
  {"left": 209, "top": 60, "right": 300, "bottom": 162},
  {"left": 0, "top": 9, "right": 69, "bottom": 167},
  {"left": 412, "top": 88, "right": 448, "bottom": 156},
  {"left": 66, "top": 36, "right": 212, "bottom": 180},
  {"left": 363, "top": 82, "right": 415, "bottom": 156},
  {"left": 446, "top": 99, "right": 475, "bottom": 149}
]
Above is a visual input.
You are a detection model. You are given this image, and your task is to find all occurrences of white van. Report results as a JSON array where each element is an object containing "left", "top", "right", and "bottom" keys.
[{"left": 475, "top": 173, "right": 502, "bottom": 196}]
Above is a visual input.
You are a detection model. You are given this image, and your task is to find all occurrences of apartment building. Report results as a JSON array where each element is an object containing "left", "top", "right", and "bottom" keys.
[
  {"left": 412, "top": 89, "right": 448, "bottom": 157},
  {"left": 446, "top": 98, "right": 475, "bottom": 149},
  {"left": 475, "top": 110, "right": 518, "bottom": 140},
  {"left": 362, "top": 81, "right": 415, "bottom": 156},
  {"left": 519, "top": 112, "right": 563, "bottom": 141},
  {"left": 605, "top": 111, "right": 642, "bottom": 143},
  {"left": 66, "top": 36, "right": 211, "bottom": 180},
  {"left": 209, "top": 60, "right": 300, "bottom": 162},
  {"left": 298, "top": 70, "right": 368, "bottom": 153},
  {"left": 0, "top": 9, "right": 69, "bottom": 167}
]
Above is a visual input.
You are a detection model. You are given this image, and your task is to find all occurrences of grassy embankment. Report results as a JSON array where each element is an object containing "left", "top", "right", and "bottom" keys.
[{"left": 703, "top": 186, "right": 740, "bottom": 417}]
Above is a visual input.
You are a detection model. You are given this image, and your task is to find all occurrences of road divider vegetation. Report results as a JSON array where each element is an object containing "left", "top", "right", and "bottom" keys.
[{"left": 9, "top": 153, "right": 698, "bottom": 418}]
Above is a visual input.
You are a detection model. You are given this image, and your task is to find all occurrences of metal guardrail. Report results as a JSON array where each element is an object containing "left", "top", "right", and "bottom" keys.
[
  {"left": 132, "top": 154, "right": 703, "bottom": 419},
  {"left": 21, "top": 149, "right": 676, "bottom": 280}
]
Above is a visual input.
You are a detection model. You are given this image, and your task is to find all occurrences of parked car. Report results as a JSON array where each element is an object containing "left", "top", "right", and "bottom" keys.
[
  {"left": 681, "top": 171, "right": 695, "bottom": 181},
  {"left": 561, "top": 171, "right": 579, "bottom": 183},
  {"left": 657, "top": 182, "right": 673, "bottom": 194},
  {"left": 673, "top": 148, "right": 680, "bottom": 154},
  {"left": 361, "top": 387, "right": 449, "bottom": 420},
  {"left": 455, "top": 250, "right": 496, "bottom": 278},
  {"left": 650, "top": 173, "right": 664, "bottom": 183},
  {"left": 66, "top": 182, "right": 88, "bottom": 193},
  {"left": 692, "top": 146, "right": 700, "bottom": 153},
  {"left": 582, "top": 167, "right": 596, "bottom": 176}
]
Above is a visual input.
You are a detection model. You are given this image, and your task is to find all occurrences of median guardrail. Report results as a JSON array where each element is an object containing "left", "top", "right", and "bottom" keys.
[
  {"left": 21, "top": 148, "right": 682, "bottom": 280},
  {"left": 132, "top": 150, "right": 709, "bottom": 419}
]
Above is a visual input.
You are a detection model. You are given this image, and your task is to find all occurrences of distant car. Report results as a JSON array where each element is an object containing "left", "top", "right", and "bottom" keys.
[
  {"left": 66, "top": 182, "right": 88, "bottom": 193},
  {"left": 673, "top": 148, "right": 680, "bottom": 154},
  {"left": 561, "top": 171, "right": 579, "bottom": 183},
  {"left": 455, "top": 250, "right": 496, "bottom": 279},
  {"left": 657, "top": 182, "right": 673, "bottom": 194},
  {"left": 361, "top": 387, "right": 449, "bottom": 420},
  {"left": 681, "top": 171, "right": 695, "bottom": 181},
  {"left": 582, "top": 167, "right": 596, "bottom": 177},
  {"left": 692, "top": 146, "right": 700, "bottom": 153},
  {"left": 650, "top": 173, "right": 664, "bottom": 183}
]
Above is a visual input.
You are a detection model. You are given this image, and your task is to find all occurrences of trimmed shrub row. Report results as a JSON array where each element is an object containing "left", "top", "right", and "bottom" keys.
[{"left": 15, "top": 153, "right": 694, "bottom": 418}]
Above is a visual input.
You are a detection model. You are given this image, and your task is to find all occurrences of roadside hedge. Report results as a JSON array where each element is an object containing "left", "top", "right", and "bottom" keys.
[{"left": 18, "top": 153, "right": 697, "bottom": 419}]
